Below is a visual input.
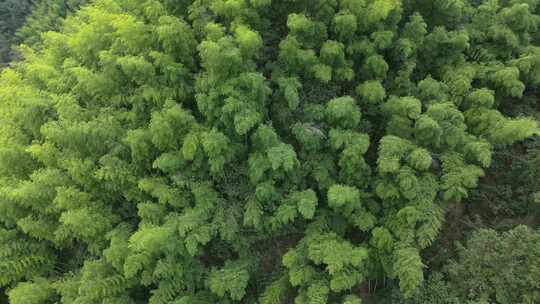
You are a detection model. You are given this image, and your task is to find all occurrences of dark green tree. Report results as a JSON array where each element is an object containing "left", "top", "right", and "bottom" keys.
[
  {"left": 16, "top": 0, "right": 88, "bottom": 48},
  {"left": 387, "top": 225, "right": 540, "bottom": 304},
  {"left": 0, "top": 0, "right": 33, "bottom": 66}
]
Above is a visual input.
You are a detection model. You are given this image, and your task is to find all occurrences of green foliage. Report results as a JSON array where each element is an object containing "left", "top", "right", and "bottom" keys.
[
  {"left": 470, "top": 137, "right": 540, "bottom": 225},
  {"left": 0, "top": 0, "right": 33, "bottom": 66},
  {"left": 326, "top": 96, "right": 361, "bottom": 128},
  {"left": 208, "top": 260, "right": 250, "bottom": 301},
  {"left": 0, "top": 0, "right": 88, "bottom": 67},
  {"left": 356, "top": 81, "right": 386, "bottom": 104},
  {"left": 259, "top": 275, "right": 289, "bottom": 304},
  {"left": 440, "top": 153, "right": 485, "bottom": 202},
  {"left": 447, "top": 226, "right": 540, "bottom": 303},
  {"left": 283, "top": 231, "right": 369, "bottom": 302},
  {"left": 16, "top": 0, "right": 89, "bottom": 48},
  {"left": 0, "top": 0, "right": 539, "bottom": 303},
  {"left": 8, "top": 278, "right": 55, "bottom": 304},
  {"left": 392, "top": 226, "right": 540, "bottom": 304},
  {"left": 267, "top": 143, "right": 298, "bottom": 172},
  {"left": 393, "top": 246, "right": 424, "bottom": 298},
  {"left": 328, "top": 184, "right": 359, "bottom": 208}
]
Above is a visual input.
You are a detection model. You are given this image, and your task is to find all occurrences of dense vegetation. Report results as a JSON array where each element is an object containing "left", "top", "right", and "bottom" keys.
[
  {"left": 1, "top": 0, "right": 540, "bottom": 303},
  {"left": 0, "top": 0, "right": 33, "bottom": 66},
  {"left": 0, "top": 0, "right": 87, "bottom": 66}
]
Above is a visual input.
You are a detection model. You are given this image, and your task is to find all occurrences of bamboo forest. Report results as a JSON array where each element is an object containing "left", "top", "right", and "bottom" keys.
[{"left": 0, "top": 0, "right": 540, "bottom": 303}]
